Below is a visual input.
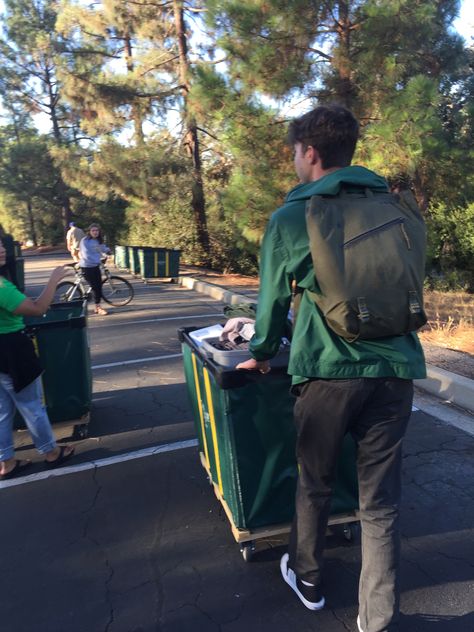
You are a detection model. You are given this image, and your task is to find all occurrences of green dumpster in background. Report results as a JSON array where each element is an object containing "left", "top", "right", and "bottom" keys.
[
  {"left": 114, "top": 245, "right": 130, "bottom": 270},
  {"left": 14, "top": 300, "right": 92, "bottom": 438},
  {"left": 138, "top": 247, "right": 180, "bottom": 280},
  {"left": 128, "top": 245, "right": 140, "bottom": 275},
  {"left": 179, "top": 326, "right": 359, "bottom": 559}
]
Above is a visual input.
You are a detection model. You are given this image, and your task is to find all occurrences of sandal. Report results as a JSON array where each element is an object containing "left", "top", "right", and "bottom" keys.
[
  {"left": 94, "top": 306, "right": 108, "bottom": 315},
  {"left": 44, "top": 445, "right": 75, "bottom": 469},
  {"left": 0, "top": 459, "right": 32, "bottom": 481}
]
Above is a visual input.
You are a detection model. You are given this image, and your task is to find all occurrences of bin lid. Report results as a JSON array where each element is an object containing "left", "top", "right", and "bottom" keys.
[{"left": 25, "top": 299, "right": 87, "bottom": 330}]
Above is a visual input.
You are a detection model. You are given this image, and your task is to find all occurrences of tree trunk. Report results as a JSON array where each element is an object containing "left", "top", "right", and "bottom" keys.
[
  {"left": 173, "top": 0, "right": 210, "bottom": 259},
  {"left": 124, "top": 34, "right": 145, "bottom": 146},
  {"left": 334, "top": 1, "right": 357, "bottom": 109},
  {"left": 26, "top": 199, "right": 37, "bottom": 246},
  {"left": 412, "top": 170, "right": 429, "bottom": 213},
  {"left": 45, "top": 61, "right": 73, "bottom": 230}
]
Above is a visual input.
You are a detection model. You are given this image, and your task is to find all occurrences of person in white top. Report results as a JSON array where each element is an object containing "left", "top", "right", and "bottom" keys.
[{"left": 78, "top": 223, "right": 111, "bottom": 316}]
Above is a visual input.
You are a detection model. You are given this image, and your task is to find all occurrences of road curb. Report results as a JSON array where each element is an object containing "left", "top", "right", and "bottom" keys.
[
  {"left": 180, "top": 275, "right": 474, "bottom": 414},
  {"left": 179, "top": 275, "right": 255, "bottom": 305},
  {"left": 415, "top": 366, "right": 474, "bottom": 414}
]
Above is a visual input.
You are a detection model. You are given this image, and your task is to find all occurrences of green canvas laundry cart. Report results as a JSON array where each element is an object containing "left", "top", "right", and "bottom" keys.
[
  {"left": 114, "top": 245, "right": 129, "bottom": 270},
  {"left": 138, "top": 247, "right": 180, "bottom": 280},
  {"left": 179, "top": 326, "right": 359, "bottom": 561},
  {"left": 14, "top": 300, "right": 92, "bottom": 439}
]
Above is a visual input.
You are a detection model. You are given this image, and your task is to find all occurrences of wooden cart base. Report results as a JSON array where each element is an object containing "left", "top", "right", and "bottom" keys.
[
  {"left": 199, "top": 451, "right": 360, "bottom": 561},
  {"left": 14, "top": 412, "right": 90, "bottom": 448}
]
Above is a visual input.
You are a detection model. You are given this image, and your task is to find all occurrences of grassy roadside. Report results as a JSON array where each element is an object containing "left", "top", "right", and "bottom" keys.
[
  {"left": 192, "top": 272, "right": 474, "bottom": 356},
  {"left": 419, "top": 290, "right": 474, "bottom": 354}
]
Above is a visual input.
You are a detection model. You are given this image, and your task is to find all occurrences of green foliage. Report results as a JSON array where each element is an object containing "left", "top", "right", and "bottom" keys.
[
  {"left": 426, "top": 203, "right": 474, "bottom": 267},
  {"left": 0, "top": 0, "right": 472, "bottom": 279}
]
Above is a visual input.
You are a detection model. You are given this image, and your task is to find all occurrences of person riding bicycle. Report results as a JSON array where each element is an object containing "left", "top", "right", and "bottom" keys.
[{"left": 78, "top": 223, "right": 111, "bottom": 316}]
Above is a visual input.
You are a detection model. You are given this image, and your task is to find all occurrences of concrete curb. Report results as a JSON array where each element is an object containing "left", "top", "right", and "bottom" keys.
[
  {"left": 415, "top": 366, "right": 474, "bottom": 414},
  {"left": 179, "top": 275, "right": 255, "bottom": 305},
  {"left": 179, "top": 275, "right": 474, "bottom": 414}
]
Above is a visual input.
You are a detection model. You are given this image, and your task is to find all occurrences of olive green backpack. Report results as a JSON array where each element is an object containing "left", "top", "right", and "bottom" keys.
[{"left": 305, "top": 188, "right": 427, "bottom": 341}]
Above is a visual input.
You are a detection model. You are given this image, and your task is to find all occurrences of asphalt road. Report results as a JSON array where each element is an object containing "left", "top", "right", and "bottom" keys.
[{"left": 1, "top": 254, "right": 473, "bottom": 632}]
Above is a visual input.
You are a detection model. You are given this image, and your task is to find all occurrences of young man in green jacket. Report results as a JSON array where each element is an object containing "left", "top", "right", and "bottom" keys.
[{"left": 237, "top": 105, "right": 426, "bottom": 632}]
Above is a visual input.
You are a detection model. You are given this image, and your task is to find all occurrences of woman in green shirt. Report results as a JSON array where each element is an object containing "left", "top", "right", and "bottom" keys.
[{"left": 0, "top": 239, "right": 75, "bottom": 480}]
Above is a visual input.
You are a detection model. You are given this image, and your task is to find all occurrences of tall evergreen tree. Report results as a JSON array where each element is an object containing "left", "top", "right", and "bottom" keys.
[
  {"left": 207, "top": 1, "right": 470, "bottom": 208},
  {"left": 0, "top": 124, "right": 67, "bottom": 245},
  {"left": 0, "top": 0, "right": 79, "bottom": 227},
  {"left": 56, "top": 0, "right": 211, "bottom": 258}
]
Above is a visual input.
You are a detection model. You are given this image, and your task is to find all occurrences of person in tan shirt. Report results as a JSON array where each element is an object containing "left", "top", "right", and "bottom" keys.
[{"left": 66, "top": 222, "right": 85, "bottom": 262}]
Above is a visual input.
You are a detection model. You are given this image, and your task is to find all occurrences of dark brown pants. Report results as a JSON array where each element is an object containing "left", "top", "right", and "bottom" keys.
[{"left": 288, "top": 377, "right": 413, "bottom": 632}]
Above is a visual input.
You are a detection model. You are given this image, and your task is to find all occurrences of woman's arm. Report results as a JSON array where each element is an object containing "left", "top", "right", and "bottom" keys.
[{"left": 13, "top": 266, "right": 69, "bottom": 316}]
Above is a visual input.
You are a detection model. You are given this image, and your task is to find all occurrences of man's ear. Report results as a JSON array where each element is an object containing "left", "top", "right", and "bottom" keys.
[{"left": 307, "top": 145, "right": 320, "bottom": 166}]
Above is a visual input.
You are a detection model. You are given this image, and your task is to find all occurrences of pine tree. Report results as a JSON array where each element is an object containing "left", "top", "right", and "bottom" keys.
[
  {"left": 0, "top": 0, "right": 79, "bottom": 227},
  {"left": 56, "top": 0, "right": 211, "bottom": 258},
  {"left": 207, "top": 1, "right": 471, "bottom": 207},
  {"left": 0, "top": 123, "right": 67, "bottom": 245}
]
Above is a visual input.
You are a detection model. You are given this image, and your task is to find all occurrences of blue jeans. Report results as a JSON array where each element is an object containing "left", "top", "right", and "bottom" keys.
[{"left": 0, "top": 373, "right": 57, "bottom": 461}]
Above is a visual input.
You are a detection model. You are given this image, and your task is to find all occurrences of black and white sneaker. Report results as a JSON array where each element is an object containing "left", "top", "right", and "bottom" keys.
[{"left": 280, "top": 553, "right": 325, "bottom": 611}]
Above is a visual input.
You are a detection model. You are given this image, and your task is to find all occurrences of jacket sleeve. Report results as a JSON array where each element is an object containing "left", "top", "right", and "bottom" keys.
[{"left": 249, "top": 215, "right": 292, "bottom": 361}]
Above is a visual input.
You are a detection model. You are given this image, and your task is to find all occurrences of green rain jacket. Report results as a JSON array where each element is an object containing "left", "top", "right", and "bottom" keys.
[{"left": 249, "top": 166, "right": 427, "bottom": 384}]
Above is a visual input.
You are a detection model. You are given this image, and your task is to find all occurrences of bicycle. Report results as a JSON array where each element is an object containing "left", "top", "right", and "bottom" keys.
[{"left": 54, "top": 259, "right": 134, "bottom": 307}]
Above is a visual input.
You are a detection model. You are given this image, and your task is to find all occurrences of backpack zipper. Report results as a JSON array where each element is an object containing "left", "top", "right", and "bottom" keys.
[{"left": 343, "top": 217, "right": 405, "bottom": 248}]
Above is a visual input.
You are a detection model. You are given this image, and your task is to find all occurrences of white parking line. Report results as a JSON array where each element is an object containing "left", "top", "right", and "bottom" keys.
[
  {"left": 92, "top": 353, "right": 183, "bottom": 370},
  {"left": 0, "top": 438, "right": 199, "bottom": 490}
]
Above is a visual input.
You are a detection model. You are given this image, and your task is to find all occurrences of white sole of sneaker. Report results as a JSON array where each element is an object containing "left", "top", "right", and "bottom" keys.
[
  {"left": 280, "top": 553, "right": 325, "bottom": 611},
  {"left": 357, "top": 615, "right": 364, "bottom": 632}
]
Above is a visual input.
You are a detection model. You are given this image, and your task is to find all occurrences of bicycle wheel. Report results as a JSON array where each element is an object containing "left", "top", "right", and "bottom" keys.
[
  {"left": 101, "top": 275, "right": 134, "bottom": 306},
  {"left": 53, "top": 281, "right": 84, "bottom": 303}
]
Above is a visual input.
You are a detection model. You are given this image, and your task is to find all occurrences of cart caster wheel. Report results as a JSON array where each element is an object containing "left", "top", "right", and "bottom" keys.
[
  {"left": 342, "top": 523, "right": 359, "bottom": 542},
  {"left": 72, "top": 423, "right": 89, "bottom": 440},
  {"left": 240, "top": 542, "right": 255, "bottom": 562}
]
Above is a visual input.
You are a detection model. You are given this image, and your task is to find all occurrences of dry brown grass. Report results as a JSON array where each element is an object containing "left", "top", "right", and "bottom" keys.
[{"left": 419, "top": 290, "right": 474, "bottom": 354}]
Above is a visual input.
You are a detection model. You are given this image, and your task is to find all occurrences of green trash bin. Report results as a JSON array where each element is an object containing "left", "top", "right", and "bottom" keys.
[
  {"left": 179, "top": 326, "right": 359, "bottom": 553},
  {"left": 14, "top": 300, "right": 92, "bottom": 434},
  {"left": 128, "top": 245, "right": 140, "bottom": 275},
  {"left": 1, "top": 234, "right": 22, "bottom": 290},
  {"left": 114, "top": 245, "right": 129, "bottom": 270},
  {"left": 14, "top": 257, "right": 25, "bottom": 292},
  {"left": 138, "top": 247, "right": 180, "bottom": 280},
  {"left": 1, "top": 233, "right": 15, "bottom": 258}
]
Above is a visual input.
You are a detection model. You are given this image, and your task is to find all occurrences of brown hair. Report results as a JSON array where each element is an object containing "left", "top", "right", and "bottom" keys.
[
  {"left": 287, "top": 104, "right": 359, "bottom": 169},
  {"left": 86, "top": 223, "right": 103, "bottom": 244}
]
